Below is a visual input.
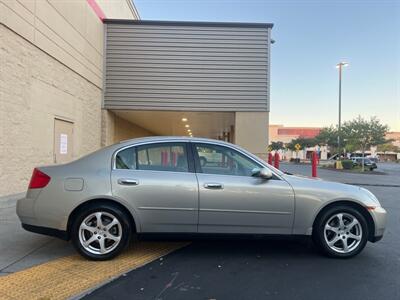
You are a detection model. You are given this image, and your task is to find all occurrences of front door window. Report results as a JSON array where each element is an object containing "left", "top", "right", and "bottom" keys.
[{"left": 195, "top": 144, "right": 260, "bottom": 176}]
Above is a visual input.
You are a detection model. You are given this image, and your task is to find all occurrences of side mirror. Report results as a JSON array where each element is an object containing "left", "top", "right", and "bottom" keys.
[{"left": 251, "top": 167, "right": 273, "bottom": 179}]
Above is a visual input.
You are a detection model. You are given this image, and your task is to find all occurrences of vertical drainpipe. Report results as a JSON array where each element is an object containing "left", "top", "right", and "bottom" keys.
[
  {"left": 266, "top": 27, "right": 272, "bottom": 148},
  {"left": 100, "top": 21, "right": 108, "bottom": 146},
  {"left": 87, "top": 0, "right": 108, "bottom": 145},
  {"left": 102, "top": 22, "right": 107, "bottom": 110},
  {"left": 267, "top": 27, "right": 271, "bottom": 113}
]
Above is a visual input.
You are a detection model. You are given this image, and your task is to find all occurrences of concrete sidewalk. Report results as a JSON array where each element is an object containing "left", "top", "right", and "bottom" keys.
[{"left": 0, "top": 193, "right": 74, "bottom": 276}]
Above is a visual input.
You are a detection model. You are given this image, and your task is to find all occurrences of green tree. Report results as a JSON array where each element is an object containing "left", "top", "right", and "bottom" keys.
[
  {"left": 314, "top": 126, "right": 339, "bottom": 155},
  {"left": 314, "top": 126, "right": 338, "bottom": 148},
  {"left": 341, "top": 116, "right": 388, "bottom": 171},
  {"left": 286, "top": 137, "right": 315, "bottom": 151},
  {"left": 343, "top": 141, "right": 359, "bottom": 153},
  {"left": 269, "top": 141, "right": 284, "bottom": 151}
]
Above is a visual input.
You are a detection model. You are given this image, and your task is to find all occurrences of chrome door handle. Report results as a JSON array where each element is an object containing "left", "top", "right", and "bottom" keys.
[
  {"left": 204, "top": 183, "right": 223, "bottom": 189},
  {"left": 118, "top": 179, "right": 139, "bottom": 186}
]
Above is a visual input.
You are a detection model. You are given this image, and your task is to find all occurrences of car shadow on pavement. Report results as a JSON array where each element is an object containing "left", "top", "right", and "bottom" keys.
[
  {"left": 136, "top": 235, "right": 321, "bottom": 259},
  {"left": 84, "top": 236, "right": 398, "bottom": 300}
]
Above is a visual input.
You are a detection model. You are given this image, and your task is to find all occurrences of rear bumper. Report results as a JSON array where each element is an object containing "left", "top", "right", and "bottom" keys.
[
  {"left": 22, "top": 223, "right": 69, "bottom": 240},
  {"left": 18, "top": 191, "right": 69, "bottom": 240},
  {"left": 17, "top": 192, "right": 68, "bottom": 232}
]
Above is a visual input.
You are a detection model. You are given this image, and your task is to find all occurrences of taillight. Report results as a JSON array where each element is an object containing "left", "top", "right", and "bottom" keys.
[{"left": 28, "top": 168, "right": 51, "bottom": 189}]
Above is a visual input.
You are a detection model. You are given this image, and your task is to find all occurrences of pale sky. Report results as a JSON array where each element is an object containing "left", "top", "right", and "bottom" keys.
[{"left": 134, "top": 0, "right": 400, "bottom": 131}]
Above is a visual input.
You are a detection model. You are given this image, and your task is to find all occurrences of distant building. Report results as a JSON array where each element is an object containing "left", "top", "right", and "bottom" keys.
[
  {"left": 269, "top": 125, "right": 321, "bottom": 143},
  {"left": 385, "top": 132, "right": 400, "bottom": 148},
  {"left": 359, "top": 132, "right": 400, "bottom": 161},
  {"left": 372, "top": 132, "right": 400, "bottom": 161},
  {"left": 268, "top": 125, "right": 326, "bottom": 161},
  {"left": 269, "top": 125, "right": 399, "bottom": 162}
]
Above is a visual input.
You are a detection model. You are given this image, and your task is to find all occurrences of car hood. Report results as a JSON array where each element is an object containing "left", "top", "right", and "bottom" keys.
[{"left": 281, "top": 174, "right": 380, "bottom": 207}]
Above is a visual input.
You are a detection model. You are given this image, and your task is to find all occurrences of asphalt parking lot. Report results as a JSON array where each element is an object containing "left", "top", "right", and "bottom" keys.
[{"left": 83, "top": 163, "right": 400, "bottom": 300}]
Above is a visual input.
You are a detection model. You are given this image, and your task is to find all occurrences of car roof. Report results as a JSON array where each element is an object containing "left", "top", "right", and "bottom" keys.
[{"left": 118, "top": 136, "right": 235, "bottom": 147}]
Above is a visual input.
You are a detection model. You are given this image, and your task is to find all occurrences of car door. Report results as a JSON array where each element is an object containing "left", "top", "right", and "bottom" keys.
[
  {"left": 193, "top": 142, "right": 295, "bottom": 235},
  {"left": 111, "top": 141, "right": 198, "bottom": 233}
]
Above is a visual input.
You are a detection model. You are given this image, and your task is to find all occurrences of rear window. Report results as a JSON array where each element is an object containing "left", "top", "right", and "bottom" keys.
[{"left": 115, "top": 147, "right": 136, "bottom": 169}]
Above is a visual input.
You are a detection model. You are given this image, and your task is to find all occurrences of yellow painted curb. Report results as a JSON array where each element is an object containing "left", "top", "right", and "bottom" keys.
[{"left": 0, "top": 241, "right": 188, "bottom": 300}]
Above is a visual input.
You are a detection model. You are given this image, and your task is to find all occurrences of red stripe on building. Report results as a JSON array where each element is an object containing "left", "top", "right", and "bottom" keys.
[
  {"left": 277, "top": 128, "right": 321, "bottom": 138},
  {"left": 87, "top": 0, "right": 106, "bottom": 21}
]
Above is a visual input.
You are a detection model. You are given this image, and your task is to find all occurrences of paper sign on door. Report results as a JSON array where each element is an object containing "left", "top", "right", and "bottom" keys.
[{"left": 60, "top": 134, "right": 68, "bottom": 154}]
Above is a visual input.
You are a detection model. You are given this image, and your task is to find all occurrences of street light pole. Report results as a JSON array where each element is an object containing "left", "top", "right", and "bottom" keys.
[{"left": 336, "top": 62, "right": 348, "bottom": 158}]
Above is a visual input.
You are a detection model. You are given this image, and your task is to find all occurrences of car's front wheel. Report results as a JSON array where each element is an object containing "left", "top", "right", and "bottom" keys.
[
  {"left": 71, "top": 203, "right": 131, "bottom": 260},
  {"left": 313, "top": 206, "right": 369, "bottom": 258}
]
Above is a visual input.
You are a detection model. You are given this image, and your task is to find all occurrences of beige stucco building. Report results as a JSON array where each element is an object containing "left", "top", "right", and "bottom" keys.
[{"left": 0, "top": 0, "right": 271, "bottom": 197}]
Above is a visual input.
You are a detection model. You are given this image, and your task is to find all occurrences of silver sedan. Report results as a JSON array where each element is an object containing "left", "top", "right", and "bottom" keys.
[{"left": 17, "top": 137, "right": 386, "bottom": 260}]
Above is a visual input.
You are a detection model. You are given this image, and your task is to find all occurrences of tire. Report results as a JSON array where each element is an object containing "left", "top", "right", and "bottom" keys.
[
  {"left": 71, "top": 203, "right": 131, "bottom": 260},
  {"left": 313, "top": 205, "right": 369, "bottom": 258}
]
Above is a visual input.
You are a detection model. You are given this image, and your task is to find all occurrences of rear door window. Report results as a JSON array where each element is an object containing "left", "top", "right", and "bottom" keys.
[{"left": 136, "top": 143, "right": 189, "bottom": 172}]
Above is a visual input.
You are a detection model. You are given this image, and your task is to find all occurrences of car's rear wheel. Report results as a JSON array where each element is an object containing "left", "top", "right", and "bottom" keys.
[
  {"left": 313, "top": 206, "right": 368, "bottom": 258},
  {"left": 71, "top": 203, "right": 131, "bottom": 260}
]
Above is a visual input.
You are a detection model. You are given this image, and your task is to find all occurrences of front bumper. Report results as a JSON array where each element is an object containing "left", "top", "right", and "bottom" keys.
[
  {"left": 370, "top": 234, "right": 383, "bottom": 243},
  {"left": 370, "top": 206, "right": 387, "bottom": 242}
]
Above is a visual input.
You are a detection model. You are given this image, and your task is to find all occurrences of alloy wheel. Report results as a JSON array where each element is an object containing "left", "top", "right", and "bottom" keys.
[
  {"left": 323, "top": 212, "right": 363, "bottom": 254},
  {"left": 78, "top": 211, "right": 122, "bottom": 255}
]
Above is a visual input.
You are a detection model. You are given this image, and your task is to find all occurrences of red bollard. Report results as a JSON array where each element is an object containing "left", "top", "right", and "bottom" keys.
[
  {"left": 268, "top": 153, "right": 273, "bottom": 165},
  {"left": 161, "top": 151, "right": 169, "bottom": 166},
  {"left": 312, "top": 151, "right": 318, "bottom": 178},
  {"left": 165, "top": 151, "right": 169, "bottom": 165},
  {"left": 274, "top": 152, "right": 280, "bottom": 169}
]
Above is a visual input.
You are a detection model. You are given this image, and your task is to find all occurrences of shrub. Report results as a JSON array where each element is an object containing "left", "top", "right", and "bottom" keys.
[{"left": 341, "top": 160, "right": 353, "bottom": 170}]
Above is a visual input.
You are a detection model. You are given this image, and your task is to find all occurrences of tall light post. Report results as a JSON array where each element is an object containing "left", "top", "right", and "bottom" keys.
[{"left": 336, "top": 61, "right": 349, "bottom": 157}]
